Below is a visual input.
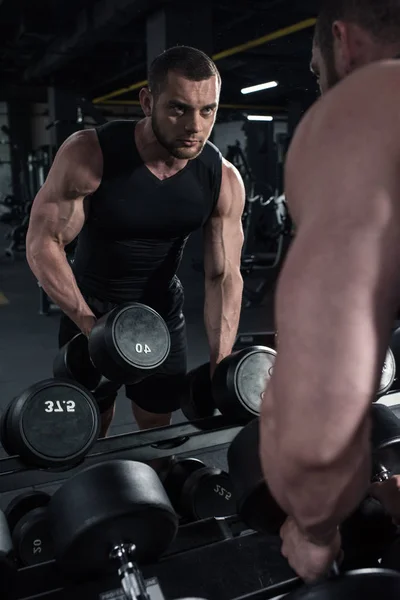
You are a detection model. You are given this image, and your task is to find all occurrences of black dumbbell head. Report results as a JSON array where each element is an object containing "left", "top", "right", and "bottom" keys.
[
  {"left": 48, "top": 460, "right": 179, "bottom": 576},
  {"left": 13, "top": 507, "right": 54, "bottom": 566},
  {"left": 180, "top": 466, "right": 236, "bottom": 521},
  {"left": 0, "top": 403, "right": 14, "bottom": 456},
  {"left": 4, "top": 379, "right": 100, "bottom": 468},
  {"left": 212, "top": 346, "right": 276, "bottom": 421},
  {"left": 88, "top": 303, "right": 171, "bottom": 384},
  {"left": 53, "top": 333, "right": 102, "bottom": 390},
  {"left": 162, "top": 458, "right": 206, "bottom": 511},
  {"left": 228, "top": 419, "right": 286, "bottom": 534},
  {"left": 371, "top": 404, "right": 400, "bottom": 477},
  {"left": 180, "top": 364, "right": 217, "bottom": 421},
  {"left": 5, "top": 491, "right": 53, "bottom": 567}
]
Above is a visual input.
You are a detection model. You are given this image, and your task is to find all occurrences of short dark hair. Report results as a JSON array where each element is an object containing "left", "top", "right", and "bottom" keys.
[
  {"left": 315, "top": 0, "right": 400, "bottom": 53},
  {"left": 148, "top": 46, "right": 221, "bottom": 97}
]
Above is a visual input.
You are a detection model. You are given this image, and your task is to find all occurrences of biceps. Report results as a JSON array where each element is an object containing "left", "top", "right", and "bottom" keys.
[
  {"left": 28, "top": 187, "right": 86, "bottom": 248},
  {"left": 203, "top": 215, "right": 244, "bottom": 278}
]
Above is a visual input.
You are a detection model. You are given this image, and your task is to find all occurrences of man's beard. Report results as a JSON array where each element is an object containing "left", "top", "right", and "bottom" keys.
[{"left": 151, "top": 112, "right": 204, "bottom": 160}]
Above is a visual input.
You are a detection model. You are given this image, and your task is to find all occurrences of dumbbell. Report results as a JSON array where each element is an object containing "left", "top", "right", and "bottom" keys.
[
  {"left": 227, "top": 403, "right": 400, "bottom": 536},
  {"left": 5, "top": 491, "right": 54, "bottom": 566},
  {"left": 378, "top": 347, "right": 396, "bottom": 397},
  {"left": 0, "top": 379, "right": 100, "bottom": 468},
  {"left": 180, "top": 346, "right": 276, "bottom": 423},
  {"left": 233, "top": 333, "right": 395, "bottom": 398},
  {"left": 161, "top": 458, "right": 236, "bottom": 521},
  {"left": 53, "top": 333, "right": 122, "bottom": 413},
  {"left": 54, "top": 303, "right": 171, "bottom": 393},
  {"left": 47, "top": 460, "right": 179, "bottom": 600}
]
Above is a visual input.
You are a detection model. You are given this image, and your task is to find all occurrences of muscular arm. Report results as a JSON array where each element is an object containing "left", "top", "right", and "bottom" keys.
[
  {"left": 26, "top": 130, "right": 103, "bottom": 334},
  {"left": 203, "top": 159, "right": 245, "bottom": 373},
  {"left": 260, "top": 63, "right": 400, "bottom": 542}
]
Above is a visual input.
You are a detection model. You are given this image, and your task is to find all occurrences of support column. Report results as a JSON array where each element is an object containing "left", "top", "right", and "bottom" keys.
[
  {"left": 47, "top": 87, "right": 82, "bottom": 157},
  {"left": 243, "top": 121, "right": 277, "bottom": 254},
  {"left": 7, "top": 101, "right": 33, "bottom": 203},
  {"left": 245, "top": 121, "right": 276, "bottom": 192},
  {"left": 146, "top": 3, "right": 213, "bottom": 70}
]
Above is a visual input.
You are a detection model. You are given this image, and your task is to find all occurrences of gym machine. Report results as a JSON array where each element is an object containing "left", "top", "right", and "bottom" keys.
[{"left": 191, "top": 140, "right": 293, "bottom": 308}]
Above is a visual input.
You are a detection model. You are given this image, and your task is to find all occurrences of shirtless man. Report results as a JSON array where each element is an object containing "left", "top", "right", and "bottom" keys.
[
  {"left": 26, "top": 46, "right": 245, "bottom": 437},
  {"left": 259, "top": 0, "right": 400, "bottom": 581}
]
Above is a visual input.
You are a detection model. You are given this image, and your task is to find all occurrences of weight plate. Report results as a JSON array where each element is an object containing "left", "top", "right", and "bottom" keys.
[
  {"left": 0, "top": 403, "right": 14, "bottom": 456},
  {"left": 8, "top": 379, "right": 100, "bottom": 468},
  {"left": 13, "top": 507, "right": 54, "bottom": 566},
  {"left": 182, "top": 468, "right": 236, "bottom": 520},
  {"left": 0, "top": 510, "right": 13, "bottom": 558},
  {"left": 5, "top": 491, "right": 51, "bottom": 533},
  {"left": 53, "top": 333, "right": 102, "bottom": 392},
  {"left": 228, "top": 419, "right": 286, "bottom": 535},
  {"left": 48, "top": 460, "right": 179, "bottom": 576},
  {"left": 180, "top": 364, "right": 218, "bottom": 422},
  {"left": 113, "top": 304, "right": 171, "bottom": 369},
  {"left": 234, "top": 347, "right": 276, "bottom": 416},
  {"left": 371, "top": 404, "right": 400, "bottom": 477},
  {"left": 162, "top": 458, "right": 205, "bottom": 511},
  {"left": 378, "top": 348, "right": 396, "bottom": 396}
]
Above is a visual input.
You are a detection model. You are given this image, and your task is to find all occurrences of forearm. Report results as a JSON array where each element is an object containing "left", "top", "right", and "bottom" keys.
[
  {"left": 27, "top": 240, "right": 95, "bottom": 334},
  {"left": 260, "top": 390, "right": 371, "bottom": 542},
  {"left": 204, "top": 272, "right": 243, "bottom": 368}
]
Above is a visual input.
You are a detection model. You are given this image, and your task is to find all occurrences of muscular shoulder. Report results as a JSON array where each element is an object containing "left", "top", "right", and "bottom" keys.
[
  {"left": 196, "top": 139, "right": 223, "bottom": 178},
  {"left": 62, "top": 129, "right": 102, "bottom": 168},
  {"left": 221, "top": 158, "right": 244, "bottom": 188},
  {"left": 290, "top": 61, "right": 400, "bottom": 159},
  {"left": 213, "top": 158, "right": 245, "bottom": 216},
  {"left": 285, "top": 62, "right": 400, "bottom": 228},
  {"left": 49, "top": 129, "right": 103, "bottom": 196}
]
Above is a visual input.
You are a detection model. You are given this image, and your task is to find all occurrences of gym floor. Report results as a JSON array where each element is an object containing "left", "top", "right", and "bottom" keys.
[{"left": 0, "top": 223, "right": 275, "bottom": 472}]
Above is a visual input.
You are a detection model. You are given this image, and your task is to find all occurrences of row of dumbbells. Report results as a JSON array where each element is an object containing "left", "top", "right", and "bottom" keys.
[
  {"left": 0, "top": 456, "right": 236, "bottom": 568},
  {"left": 5, "top": 440, "right": 400, "bottom": 600}
]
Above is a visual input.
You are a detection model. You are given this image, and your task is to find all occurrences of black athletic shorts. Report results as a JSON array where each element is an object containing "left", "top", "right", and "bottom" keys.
[{"left": 58, "top": 288, "right": 188, "bottom": 414}]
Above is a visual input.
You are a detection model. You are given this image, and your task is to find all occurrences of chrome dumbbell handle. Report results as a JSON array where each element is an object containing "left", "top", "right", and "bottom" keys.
[
  {"left": 110, "top": 544, "right": 150, "bottom": 600},
  {"left": 372, "top": 463, "right": 392, "bottom": 483}
]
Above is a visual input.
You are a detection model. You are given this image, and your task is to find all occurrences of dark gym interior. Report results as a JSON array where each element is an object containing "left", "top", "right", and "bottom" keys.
[
  {"left": 0, "top": 0, "right": 317, "bottom": 436},
  {"left": 2, "top": 1, "right": 400, "bottom": 599}
]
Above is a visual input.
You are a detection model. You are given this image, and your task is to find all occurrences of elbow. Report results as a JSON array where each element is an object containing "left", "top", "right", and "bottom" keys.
[
  {"left": 25, "top": 230, "right": 42, "bottom": 267},
  {"left": 205, "top": 266, "right": 243, "bottom": 285},
  {"left": 25, "top": 233, "right": 36, "bottom": 266},
  {"left": 26, "top": 231, "right": 57, "bottom": 271}
]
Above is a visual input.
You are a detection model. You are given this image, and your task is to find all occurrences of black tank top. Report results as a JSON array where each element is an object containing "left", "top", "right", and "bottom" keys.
[{"left": 73, "top": 120, "right": 222, "bottom": 312}]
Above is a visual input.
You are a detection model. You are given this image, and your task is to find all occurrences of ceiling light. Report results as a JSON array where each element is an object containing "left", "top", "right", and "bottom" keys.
[
  {"left": 241, "top": 81, "right": 278, "bottom": 95},
  {"left": 247, "top": 115, "right": 273, "bottom": 122}
]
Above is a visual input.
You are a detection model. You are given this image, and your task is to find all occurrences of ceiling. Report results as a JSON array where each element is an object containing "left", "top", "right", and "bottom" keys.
[{"left": 0, "top": 0, "right": 320, "bottom": 119}]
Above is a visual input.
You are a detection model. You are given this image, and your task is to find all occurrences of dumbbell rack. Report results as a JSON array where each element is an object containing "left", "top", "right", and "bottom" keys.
[
  {"left": 0, "top": 415, "right": 242, "bottom": 493},
  {"left": 9, "top": 516, "right": 295, "bottom": 600},
  {"left": 0, "top": 416, "right": 299, "bottom": 600}
]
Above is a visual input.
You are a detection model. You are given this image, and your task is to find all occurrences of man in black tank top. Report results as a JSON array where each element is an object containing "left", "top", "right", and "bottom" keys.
[
  {"left": 26, "top": 46, "right": 245, "bottom": 439},
  {"left": 257, "top": 0, "right": 400, "bottom": 584}
]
